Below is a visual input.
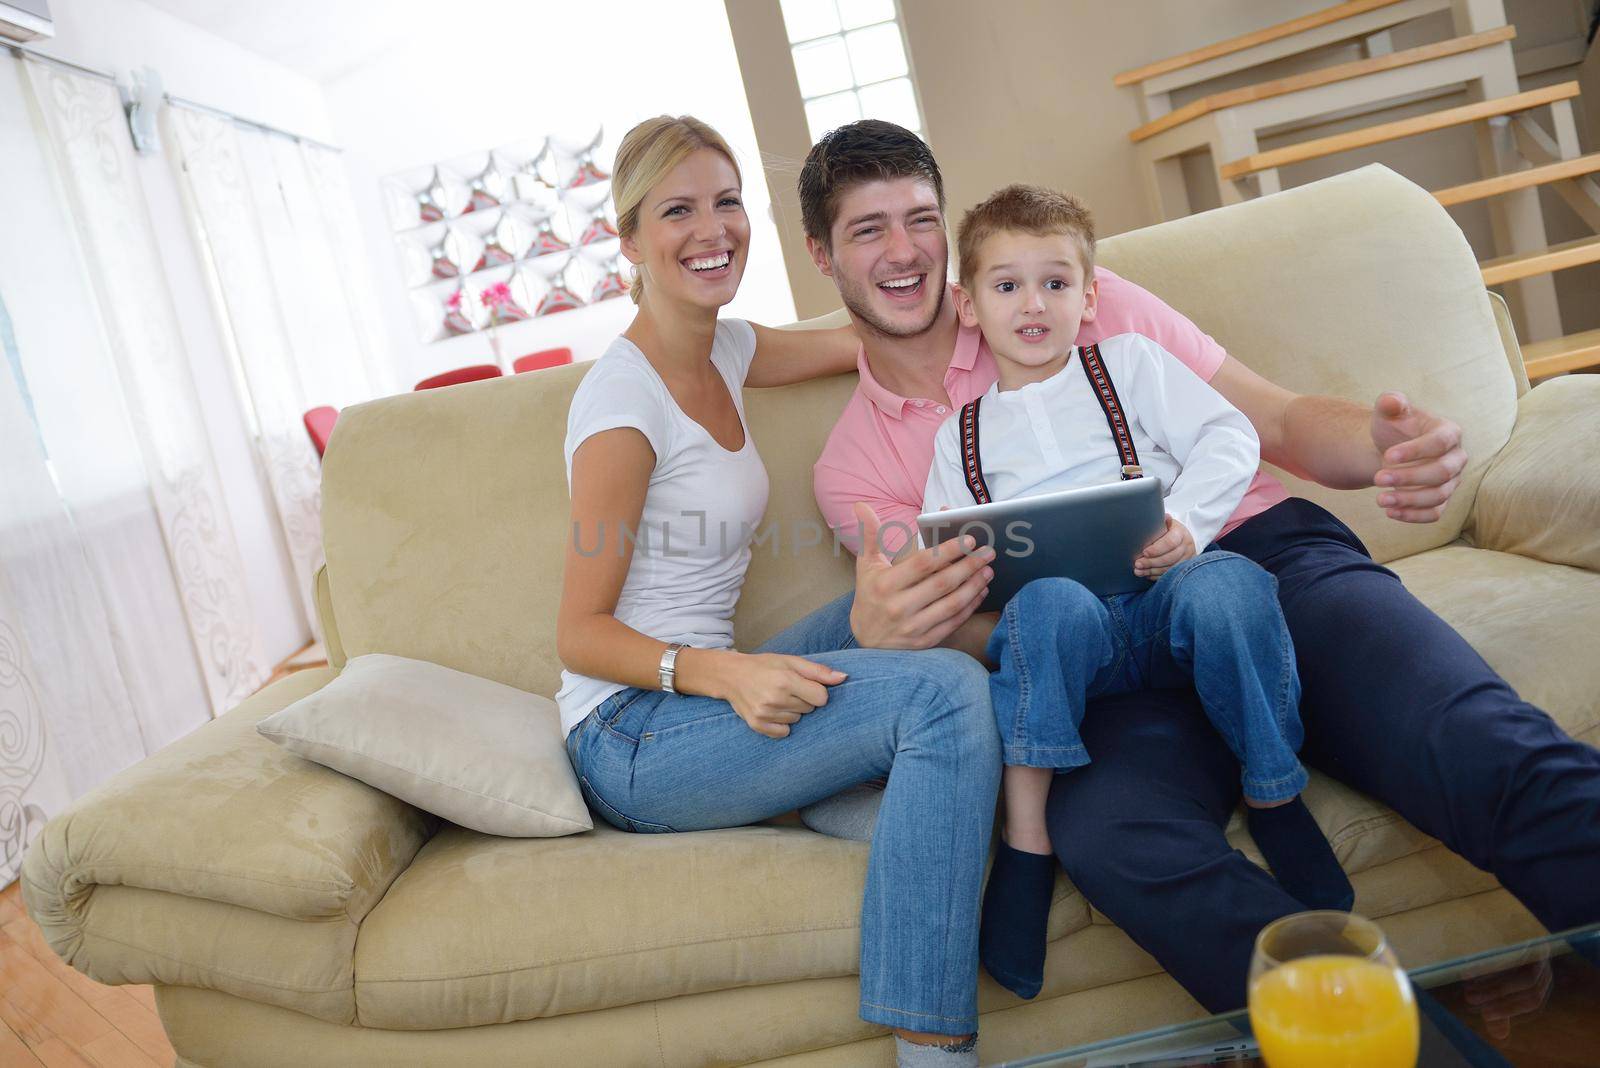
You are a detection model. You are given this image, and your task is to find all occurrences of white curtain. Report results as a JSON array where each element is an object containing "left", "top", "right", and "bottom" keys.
[
  {"left": 299, "top": 141, "right": 397, "bottom": 399},
  {"left": 166, "top": 105, "right": 392, "bottom": 634},
  {"left": 0, "top": 296, "right": 78, "bottom": 889},
  {"left": 0, "top": 58, "right": 395, "bottom": 888},
  {"left": 2, "top": 52, "right": 238, "bottom": 884},
  {"left": 0, "top": 56, "right": 213, "bottom": 773},
  {"left": 20, "top": 61, "right": 268, "bottom": 712}
]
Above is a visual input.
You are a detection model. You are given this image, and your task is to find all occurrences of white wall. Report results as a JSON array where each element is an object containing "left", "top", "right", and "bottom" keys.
[
  {"left": 322, "top": 0, "right": 796, "bottom": 386},
  {"left": 25, "top": 0, "right": 339, "bottom": 665}
]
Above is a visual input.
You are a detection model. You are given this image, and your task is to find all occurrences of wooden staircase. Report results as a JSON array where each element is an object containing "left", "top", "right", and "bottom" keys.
[
  {"left": 1116, "top": 0, "right": 1600, "bottom": 381},
  {"left": 1521, "top": 327, "right": 1600, "bottom": 379},
  {"left": 1130, "top": 25, "right": 1517, "bottom": 144},
  {"left": 1215, "top": 82, "right": 1579, "bottom": 180}
]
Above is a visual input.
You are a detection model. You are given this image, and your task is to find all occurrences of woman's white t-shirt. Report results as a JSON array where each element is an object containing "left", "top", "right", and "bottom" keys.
[{"left": 555, "top": 319, "right": 769, "bottom": 734}]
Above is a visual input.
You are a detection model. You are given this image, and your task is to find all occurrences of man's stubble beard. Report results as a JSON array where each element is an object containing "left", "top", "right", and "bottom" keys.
[{"left": 836, "top": 267, "right": 946, "bottom": 340}]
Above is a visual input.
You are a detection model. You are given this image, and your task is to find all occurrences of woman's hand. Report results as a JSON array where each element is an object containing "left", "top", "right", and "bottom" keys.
[
  {"left": 1134, "top": 515, "right": 1195, "bottom": 578},
  {"left": 704, "top": 651, "right": 848, "bottom": 738}
]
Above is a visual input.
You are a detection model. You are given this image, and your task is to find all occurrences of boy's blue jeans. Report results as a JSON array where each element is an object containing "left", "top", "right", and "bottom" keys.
[
  {"left": 987, "top": 551, "right": 1309, "bottom": 804},
  {"left": 565, "top": 592, "right": 1001, "bottom": 1035}
]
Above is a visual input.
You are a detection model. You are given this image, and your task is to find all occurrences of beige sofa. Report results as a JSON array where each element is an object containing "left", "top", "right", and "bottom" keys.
[{"left": 21, "top": 165, "right": 1600, "bottom": 1066}]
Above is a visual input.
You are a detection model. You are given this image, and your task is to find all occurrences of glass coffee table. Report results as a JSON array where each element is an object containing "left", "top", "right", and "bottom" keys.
[{"left": 999, "top": 922, "right": 1600, "bottom": 1067}]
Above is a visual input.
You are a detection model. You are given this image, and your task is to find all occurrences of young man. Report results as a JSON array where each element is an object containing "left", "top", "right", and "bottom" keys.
[{"left": 802, "top": 119, "right": 1600, "bottom": 1013}]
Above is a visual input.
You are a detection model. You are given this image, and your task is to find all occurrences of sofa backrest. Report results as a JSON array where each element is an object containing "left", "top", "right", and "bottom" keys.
[
  {"left": 320, "top": 165, "right": 1517, "bottom": 697},
  {"left": 1092, "top": 165, "right": 1516, "bottom": 564}
]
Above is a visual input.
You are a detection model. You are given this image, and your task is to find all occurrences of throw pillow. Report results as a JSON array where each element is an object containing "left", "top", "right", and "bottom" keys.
[{"left": 256, "top": 653, "right": 592, "bottom": 837}]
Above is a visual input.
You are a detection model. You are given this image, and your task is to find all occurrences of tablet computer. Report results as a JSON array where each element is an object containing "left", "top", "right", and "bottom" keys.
[{"left": 916, "top": 477, "right": 1166, "bottom": 613}]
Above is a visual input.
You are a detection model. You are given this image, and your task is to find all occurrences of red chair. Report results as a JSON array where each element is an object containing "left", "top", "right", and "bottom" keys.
[
  {"left": 303, "top": 406, "right": 339, "bottom": 459},
  {"left": 414, "top": 364, "right": 504, "bottom": 391},
  {"left": 513, "top": 348, "right": 574, "bottom": 373}
]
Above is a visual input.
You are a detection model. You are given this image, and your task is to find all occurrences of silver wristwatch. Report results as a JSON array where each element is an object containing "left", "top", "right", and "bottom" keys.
[{"left": 658, "top": 643, "right": 687, "bottom": 694}]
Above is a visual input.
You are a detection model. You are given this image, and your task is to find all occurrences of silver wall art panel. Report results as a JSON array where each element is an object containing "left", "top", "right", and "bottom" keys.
[{"left": 384, "top": 129, "right": 629, "bottom": 344}]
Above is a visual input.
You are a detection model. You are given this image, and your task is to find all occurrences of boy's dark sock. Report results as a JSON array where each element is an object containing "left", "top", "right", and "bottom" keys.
[
  {"left": 979, "top": 840, "right": 1058, "bottom": 1000},
  {"left": 1247, "top": 798, "right": 1354, "bottom": 912}
]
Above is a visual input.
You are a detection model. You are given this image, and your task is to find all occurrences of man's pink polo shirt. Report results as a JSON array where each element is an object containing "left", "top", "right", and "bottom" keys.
[{"left": 813, "top": 267, "right": 1289, "bottom": 554}]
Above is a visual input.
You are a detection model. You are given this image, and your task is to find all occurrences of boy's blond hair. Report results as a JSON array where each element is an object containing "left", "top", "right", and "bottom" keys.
[{"left": 956, "top": 184, "right": 1095, "bottom": 289}]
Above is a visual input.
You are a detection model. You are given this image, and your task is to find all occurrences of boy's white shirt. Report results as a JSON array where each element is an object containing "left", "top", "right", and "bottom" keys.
[{"left": 921, "top": 332, "right": 1260, "bottom": 552}]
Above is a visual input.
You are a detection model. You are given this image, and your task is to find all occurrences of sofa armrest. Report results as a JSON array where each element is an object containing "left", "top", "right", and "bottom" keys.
[
  {"left": 1465, "top": 374, "right": 1600, "bottom": 572},
  {"left": 20, "top": 666, "right": 438, "bottom": 954}
]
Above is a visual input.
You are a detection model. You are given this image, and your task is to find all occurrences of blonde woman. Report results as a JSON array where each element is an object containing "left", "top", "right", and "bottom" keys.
[{"left": 555, "top": 116, "right": 999, "bottom": 1066}]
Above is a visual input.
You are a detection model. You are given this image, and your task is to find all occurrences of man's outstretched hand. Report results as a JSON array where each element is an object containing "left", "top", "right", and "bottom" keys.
[
  {"left": 1370, "top": 391, "right": 1466, "bottom": 524},
  {"left": 848, "top": 502, "right": 993, "bottom": 650}
]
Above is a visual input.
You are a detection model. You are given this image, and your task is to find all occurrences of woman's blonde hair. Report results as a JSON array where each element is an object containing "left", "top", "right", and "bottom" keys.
[{"left": 612, "top": 115, "right": 742, "bottom": 304}]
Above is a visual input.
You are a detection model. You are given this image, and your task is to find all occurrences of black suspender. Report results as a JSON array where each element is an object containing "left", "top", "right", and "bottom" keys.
[
  {"left": 1078, "top": 343, "right": 1144, "bottom": 481},
  {"left": 957, "top": 344, "right": 1142, "bottom": 507},
  {"left": 958, "top": 396, "right": 993, "bottom": 505}
]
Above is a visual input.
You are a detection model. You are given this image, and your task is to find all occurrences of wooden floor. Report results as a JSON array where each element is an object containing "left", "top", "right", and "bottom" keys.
[
  {"left": 0, "top": 639, "right": 330, "bottom": 1067},
  {"left": 0, "top": 881, "right": 173, "bottom": 1067}
]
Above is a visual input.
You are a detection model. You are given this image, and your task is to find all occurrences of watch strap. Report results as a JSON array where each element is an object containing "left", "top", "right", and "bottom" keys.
[{"left": 658, "top": 643, "right": 686, "bottom": 694}]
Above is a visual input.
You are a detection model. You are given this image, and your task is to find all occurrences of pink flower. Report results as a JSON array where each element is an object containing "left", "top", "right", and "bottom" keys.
[
  {"left": 445, "top": 289, "right": 463, "bottom": 310},
  {"left": 481, "top": 281, "right": 514, "bottom": 308}
]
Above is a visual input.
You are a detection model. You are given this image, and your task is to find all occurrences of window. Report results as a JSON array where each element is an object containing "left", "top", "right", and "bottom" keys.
[{"left": 779, "top": 0, "right": 925, "bottom": 143}]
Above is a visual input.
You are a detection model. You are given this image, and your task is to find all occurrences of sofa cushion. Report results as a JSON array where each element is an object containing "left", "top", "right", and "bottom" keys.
[
  {"left": 68, "top": 884, "right": 360, "bottom": 1024},
  {"left": 1389, "top": 543, "right": 1600, "bottom": 743},
  {"left": 318, "top": 363, "right": 863, "bottom": 701},
  {"left": 19, "top": 668, "right": 440, "bottom": 1025},
  {"left": 161, "top": 890, "right": 1544, "bottom": 1068},
  {"left": 1466, "top": 376, "right": 1600, "bottom": 575},
  {"left": 256, "top": 654, "right": 591, "bottom": 838},
  {"left": 351, "top": 821, "right": 1090, "bottom": 1030},
  {"left": 22, "top": 668, "right": 437, "bottom": 927}
]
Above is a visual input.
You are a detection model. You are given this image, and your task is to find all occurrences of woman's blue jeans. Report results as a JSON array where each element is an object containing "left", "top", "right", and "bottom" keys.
[
  {"left": 987, "top": 551, "right": 1309, "bottom": 804},
  {"left": 565, "top": 592, "right": 1001, "bottom": 1034}
]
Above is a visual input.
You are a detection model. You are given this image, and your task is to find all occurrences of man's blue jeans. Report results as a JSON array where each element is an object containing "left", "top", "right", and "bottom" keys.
[
  {"left": 987, "top": 553, "right": 1308, "bottom": 804},
  {"left": 1046, "top": 498, "right": 1600, "bottom": 1013},
  {"left": 565, "top": 593, "right": 1002, "bottom": 1034}
]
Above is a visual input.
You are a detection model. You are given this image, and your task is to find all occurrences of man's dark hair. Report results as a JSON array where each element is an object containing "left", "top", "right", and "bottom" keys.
[{"left": 798, "top": 120, "right": 945, "bottom": 248}]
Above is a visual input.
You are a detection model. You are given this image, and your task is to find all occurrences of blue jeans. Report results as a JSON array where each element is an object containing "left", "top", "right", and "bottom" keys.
[
  {"left": 565, "top": 592, "right": 1002, "bottom": 1034},
  {"left": 988, "top": 552, "right": 1308, "bottom": 804},
  {"left": 1047, "top": 499, "right": 1600, "bottom": 1013}
]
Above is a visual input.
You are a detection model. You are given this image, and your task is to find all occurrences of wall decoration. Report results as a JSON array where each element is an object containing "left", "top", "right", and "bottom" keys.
[{"left": 384, "top": 129, "right": 629, "bottom": 345}]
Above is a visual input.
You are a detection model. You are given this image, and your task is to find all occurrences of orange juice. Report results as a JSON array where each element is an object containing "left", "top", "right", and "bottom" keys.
[{"left": 1249, "top": 954, "right": 1419, "bottom": 1068}]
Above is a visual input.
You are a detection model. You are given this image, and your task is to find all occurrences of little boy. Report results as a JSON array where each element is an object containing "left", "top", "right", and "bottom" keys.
[{"left": 924, "top": 185, "right": 1352, "bottom": 999}]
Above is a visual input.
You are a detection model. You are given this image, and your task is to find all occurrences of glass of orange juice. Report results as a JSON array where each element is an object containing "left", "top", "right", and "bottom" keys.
[{"left": 1248, "top": 911, "right": 1419, "bottom": 1068}]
